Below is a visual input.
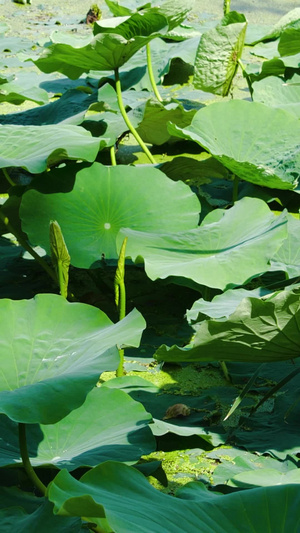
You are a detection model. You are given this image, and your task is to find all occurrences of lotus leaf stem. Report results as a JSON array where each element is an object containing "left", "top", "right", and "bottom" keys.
[
  {"left": 0, "top": 208, "right": 58, "bottom": 284},
  {"left": 2, "top": 168, "right": 15, "bottom": 187},
  {"left": 223, "top": 0, "right": 231, "bottom": 15},
  {"left": 220, "top": 361, "right": 231, "bottom": 382},
  {"left": 238, "top": 58, "right": 252, "bottom": 94},
  {"left": 146, "top": 43, "right": 163, "bottom": 102},
  {"left": 110, "top": 145, "right": 117, "bottom": 166},
  {"left": 114, "top": 68, "right": 156, "bottom": 165},
  {"left": 115, "top": 237, "right": 127, "bottom": 377},
  {"left": 232, "top": 175, "right": 239, "bottom": 203},
  {"left": 19, "top": 423, "right": 47, "bottom": 496}
]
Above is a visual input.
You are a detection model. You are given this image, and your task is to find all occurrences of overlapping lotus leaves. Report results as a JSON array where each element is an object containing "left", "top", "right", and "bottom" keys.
[
  {"left": 149, "top": 0, "right": 196, "bottom": 32},
  {"left": 20, "top": 162, "right": 200, "bottom": 265},
  {"left": 211, "top": 449, "right": 299, "bottom": 484},
  {"left": 33, "top": 12, "right": 168, "bottom": 76},
  {"left": 104, "top": 0, "right": 195, "bottom": 31},
  {"left": 0, "top": 294, "right": 145, "bottom": 424},
  {"left": 155, "top": 287, "right": 300, "bottom": 363},
  {"left": 102, "top": 376, "right": 224, "bottom": 445},
  {"left": 118, "top": 197, "right": 287, "bottom": 290},
  {"left": 245, "top": 56, "right": 296, "bottom": 85},
  {"left": 48, "top": 461, "right": 300, "bottom": 532},
  {"left": 0, "top": 124, "right": 101, "bottom": 173},
  {"left": 193, "top": 14, "right": 247, "bottom": 96},
  {"left": 168, "top": 100, "right": 300, "bottom": 189},
  {"left": 0, "top": 386, "right": 155, "bottom": 469}
]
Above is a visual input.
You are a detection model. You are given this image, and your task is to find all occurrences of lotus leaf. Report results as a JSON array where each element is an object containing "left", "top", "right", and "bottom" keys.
[
  {"left": 135, "top": 99, "right": 196, "bottom": 145},
  {"left": 0, "top": 386, "right": 155, "bottom": 469},
  {"left": 101, "top": 375, "right": 227, "bottom": 445},
  {"left": 33, "top": 12, "right": 168, "bottom": 76},
  {"left": 253, "top": 7, "right": 300, "bottom": 43},
  {"left": 0, "top": 124, "right": 101, "bottom": 173},
  {"left": 20, "top": 162, "right": 200, "bottom": 265},
  {"left": 168, "top": 100, "right": 300, "bottom": 190},
  {"left": 211, "top": 450, "right": 299, "bottom": 485},
  {"left": 0, "top": 72, "right": 49, "bottom": 105},
  {"left": 104, "top": 0, "right": 195, "bottom": 31},
  {"left": 234, "top": 370, "right": 300, "bottom": 458},
  {"left": 278, "top": 27, "right": 300, "bottom": 56},
  {"left": 48, "top": 461, "right": 300, "bottom": 532},
  {"left": 270, "top": 214, "right": 300, "bottom": 278},
  {"left": 193, "top": 15, "right": 247, "bottom": 96},
  {"left": 0, "top": 491, "right": 83, "bottom": 532},
  {"left": 186, "top": 287, "right": 272, "bottom": 322},
  {"left": 156, "top": 287, "right": 300, "bottom": 363},
  {"left": 252, "top": 74, "right": 300, "bottom": 118},
  {"left": 149, "top": 0, "right": 195, "bottom": 32},
  {"left": 228, "top": 468, "right": 300, "bottom": 488},
  {"left": 118, "top": 197, "right": 287, "bottom": 290},
  {"left": 0, "top": 294, "right": 145, "bottom": 424}
]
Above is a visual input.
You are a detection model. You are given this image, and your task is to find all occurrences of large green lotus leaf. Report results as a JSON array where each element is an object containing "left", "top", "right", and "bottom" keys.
[
  {"left": 252, "top": 75, "right": 300, "bottom": 119},
  {"left": 0, "top": 294, "right": 145, "bottom": 424},
  {"left": 193, "top": 17, "right": 247, "bottom": 96},
  {"left": 0, "top": 386, "right": 155, "bottom": 469},
  {"left": 34, "top": 13, "right": 167, "bottom": 76},
  {"left": 168, "top": 100, "right": 300, "bottom": 190},
  {"left": 48, "top": 462, "right": 300, "bottom": 532},
  {"left": 0, "top": 489, "right": 84, "bottom": 532},
  {"left": 104, "top": 0, "right": 194, "bottom": 31},
  {"left": 176, "top": 481, "right": 300, "bottom": 532},
  {"left": 0, "top": 124, "right": 101, "bottom": 173},
  {"left": 135, "top": 99, "right": 196, "bottom": 145},
  {"left": 155, "top": 287, "right": 300, "bottom": 364},
  {"left": 118, "top": 197, "right": 287, "bottom": 290},
  {"left": 93, "top": 11, "right": 167, "bottom": 38},
  {"left": 20, "top": 162, "right": 200, "bottom": 265},
  {"left": 270, "top": 214, "right": 300, "bottom": 278}
]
